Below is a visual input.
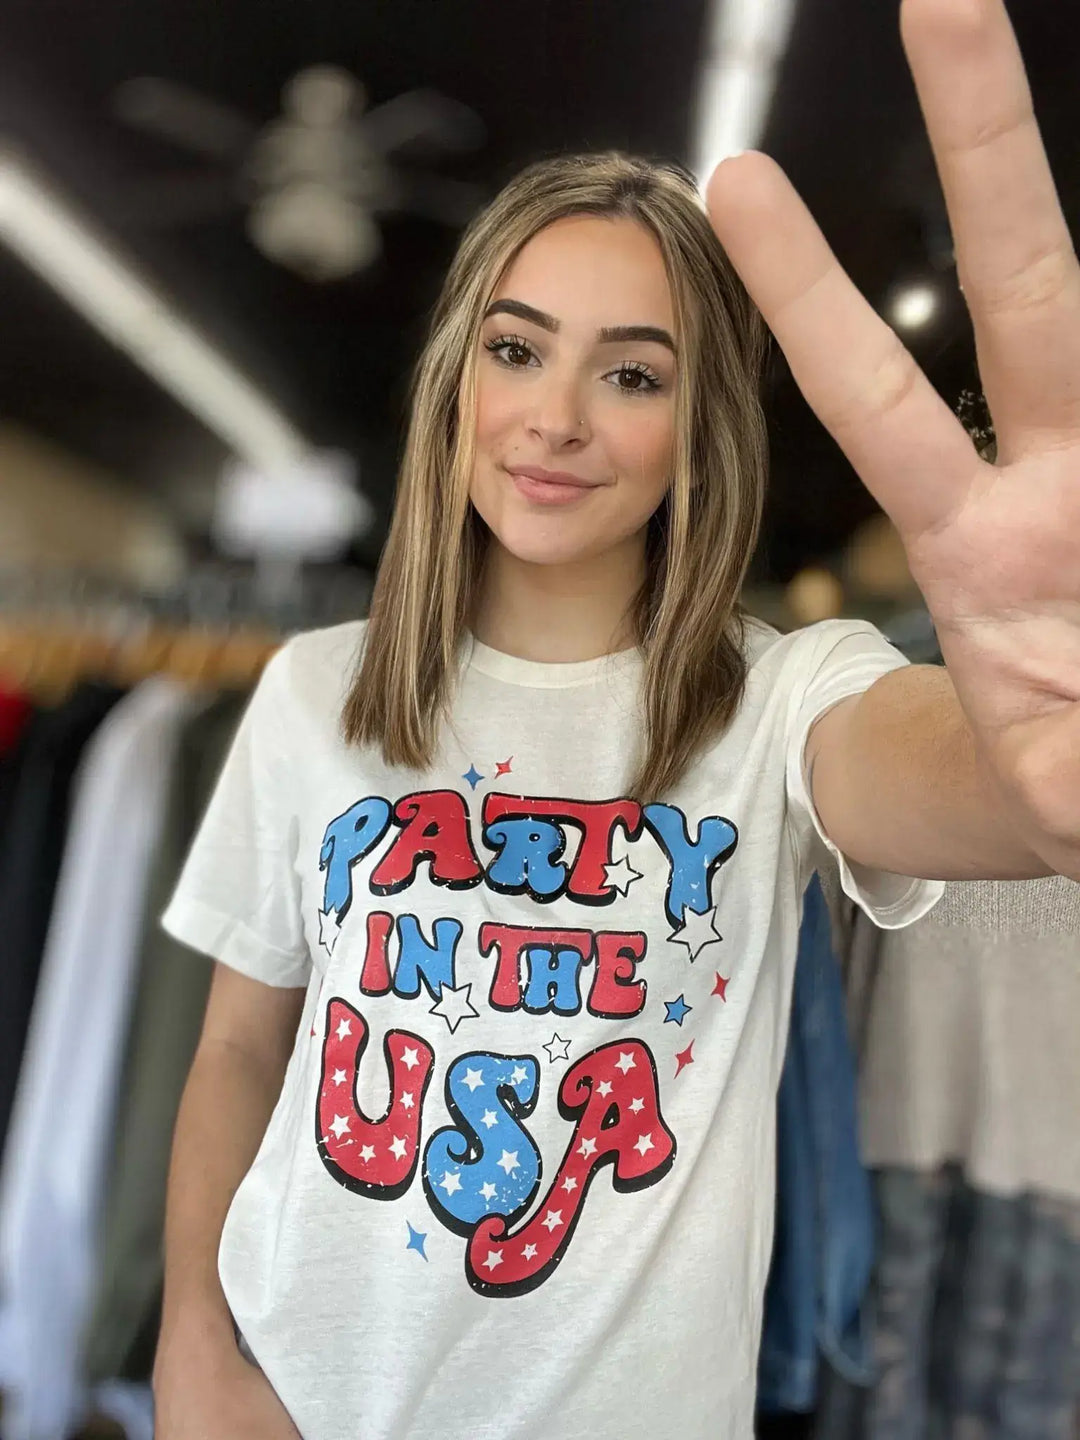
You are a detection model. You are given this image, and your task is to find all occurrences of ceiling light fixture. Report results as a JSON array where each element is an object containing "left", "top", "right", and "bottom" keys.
[
  {"left": 889, "top": 282, "right": 939, "bottom": 331},
  {"left": 691, "top": 0, "right": 798, "bottom": 184},
  {"left": 0, "top": 148, "right": 309, "bottom": 472}
]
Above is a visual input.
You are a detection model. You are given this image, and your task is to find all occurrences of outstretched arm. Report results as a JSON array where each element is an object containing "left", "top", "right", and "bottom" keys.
[{"left": 806, "top": 664, "right": 1066, "bottom": 881}]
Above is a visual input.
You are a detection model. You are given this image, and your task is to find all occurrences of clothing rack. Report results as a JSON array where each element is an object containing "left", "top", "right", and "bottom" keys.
[{"left": 0, "top": 561, "right": 372, "bottom": 702}]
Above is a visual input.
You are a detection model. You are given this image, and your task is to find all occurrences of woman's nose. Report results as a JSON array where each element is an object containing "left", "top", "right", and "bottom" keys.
[{"left": 526, "top": 377, "right": 590, "bottom": 449}]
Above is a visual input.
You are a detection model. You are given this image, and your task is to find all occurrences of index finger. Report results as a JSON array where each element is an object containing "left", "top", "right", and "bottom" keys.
[{"left": 706, "top": 152, "right": 975, "bottom": 537}]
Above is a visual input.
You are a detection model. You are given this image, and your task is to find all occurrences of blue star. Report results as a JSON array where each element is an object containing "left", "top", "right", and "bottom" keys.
[
  {"left": 664, "top": 994, "right": 692, "bottom": 1027},
  {"left": 463, "top": 764, "right": 484, "bottom": 790},
  {"left": 406, "top": 1221, "right": 429, "bottom": 1261}
]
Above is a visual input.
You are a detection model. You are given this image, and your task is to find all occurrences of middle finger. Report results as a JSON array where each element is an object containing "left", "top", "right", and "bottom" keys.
[{"left": 901, "top": 0, "right": 1080, "bottom": 455}]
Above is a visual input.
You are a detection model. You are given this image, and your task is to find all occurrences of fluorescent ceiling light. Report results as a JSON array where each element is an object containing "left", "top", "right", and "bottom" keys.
[
  {"left": 692, "top": 0, "right": 798, "bottom": 184},
  {"left": 0, "top": 148, "right": 309, "bottom": 472},
  {"left": 889, "top": 282, "right": 938, "bottom": 331}
]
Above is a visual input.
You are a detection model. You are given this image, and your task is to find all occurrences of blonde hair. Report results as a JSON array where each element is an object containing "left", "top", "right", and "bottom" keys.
[{"left": 343, "top": 151, "right": 769, "bottom": 802}]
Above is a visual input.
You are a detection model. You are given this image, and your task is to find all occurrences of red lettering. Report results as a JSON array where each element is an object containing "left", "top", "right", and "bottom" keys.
[
  {"left": 588, "top": 931, "right": 647, "bottom": 1017},
  {"left": 371, "top": 790, "right": 483, "bottom": 894},
  {"left": 359, "top": 911, "right": 394, "bottom": 995},
  {"left": 316, "top": 999, "right": 434, "bottom": 1202}
]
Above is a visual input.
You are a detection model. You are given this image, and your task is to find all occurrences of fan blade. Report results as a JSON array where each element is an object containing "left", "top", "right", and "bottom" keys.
[
  {"left": 358, "top": 89, "right": 485, "bottom": 159},
  {"left": 114, "top": 77, "right": 256, "bottom": 161}
]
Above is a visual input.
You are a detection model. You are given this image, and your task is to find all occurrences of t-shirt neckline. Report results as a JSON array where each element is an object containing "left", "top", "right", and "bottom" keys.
[{"left": 463, "top": 632, "right": 643, "bottom": 689}]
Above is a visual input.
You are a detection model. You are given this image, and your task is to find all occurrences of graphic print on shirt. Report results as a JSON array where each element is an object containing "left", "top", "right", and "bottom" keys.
[
  {"left": 316, "top": 999, "right": 434, "bottom": 1201},
  {"left": 466, "top": 1039, "right": 675, "bottom": 1296},
  {"left": 314, "top": 785, "right": 737, "bottom": 1296}
]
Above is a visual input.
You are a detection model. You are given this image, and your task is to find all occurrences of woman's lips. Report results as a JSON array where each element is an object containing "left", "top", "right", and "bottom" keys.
[{"left": 506, "top": 466, "right": 600, "bottom": 506}]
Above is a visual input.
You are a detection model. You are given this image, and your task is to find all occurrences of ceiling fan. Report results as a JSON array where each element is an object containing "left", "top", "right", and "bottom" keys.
[{"left": 112, "top": 66, "right": 486, "bottom": 281}]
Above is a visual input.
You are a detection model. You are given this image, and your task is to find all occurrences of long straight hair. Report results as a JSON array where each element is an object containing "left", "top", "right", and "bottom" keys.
[{"left": 343, "top": 151, "right": 769, "bottom": 802}]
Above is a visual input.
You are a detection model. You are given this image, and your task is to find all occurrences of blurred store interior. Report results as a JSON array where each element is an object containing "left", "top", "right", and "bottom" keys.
[
  {"left": 0, "top": 0, "right": 1078, "bottom": 1437},
  {"left": 2, "top": 0, "right": 1073, "bottom": 648}
]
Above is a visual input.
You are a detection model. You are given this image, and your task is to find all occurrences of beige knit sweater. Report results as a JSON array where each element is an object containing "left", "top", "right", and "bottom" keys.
[{"left": 831, "top": 875, "right": 1080, "bottom": 1202}]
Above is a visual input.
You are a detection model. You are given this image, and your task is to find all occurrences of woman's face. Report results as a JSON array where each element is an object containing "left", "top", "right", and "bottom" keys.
[{"left": 469, "top": 215, "right": 678, "bottom": 568}]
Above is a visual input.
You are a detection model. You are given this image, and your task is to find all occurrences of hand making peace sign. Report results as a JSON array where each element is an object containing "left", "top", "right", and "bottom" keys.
[{"left": 707, "top": 0, "right": 1080, "bottom": 863}]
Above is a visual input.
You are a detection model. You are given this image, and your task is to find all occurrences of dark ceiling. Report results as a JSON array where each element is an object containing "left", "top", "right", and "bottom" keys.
[{"left": 0, "top": 0, "right": 1076, "bottom": 582}]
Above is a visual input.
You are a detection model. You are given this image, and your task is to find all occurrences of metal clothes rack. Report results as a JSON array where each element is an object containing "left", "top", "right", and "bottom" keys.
[{"left": 0, "top": 561, "right": 372, "bottom": 701}]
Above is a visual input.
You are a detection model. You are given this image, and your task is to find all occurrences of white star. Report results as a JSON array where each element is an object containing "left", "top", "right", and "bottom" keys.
[
  {"left": 480, "top": 1181, "right": 498, "bottom": 1201},
  {"left": 359, "top": 1144, "right": 375, "bottom": 1163},
  {"left": 329, "top": 1114, "right": 350, "bottom": 1139},
  {"left": 578, "top": 1136, "right": 597, "bottom": 1159},
  {"left": 480, "top": 1109, "right": 498, "bottom": 1130},
  {"left": 629, "top": 1097, "right": 645, "bottom": 1113},
  {"left": 332, "top": 1068, "right": 348, "bottom": 1086},
  {"left": 439, "top": 1170, "right": 462, "bottom": 1196},
  {"left": 597, "top": 1079, "right": 613, "bottom": 1097},
  {"left": 562, "top": 1175, "right": 578, "bottom": 1193},
  {"left": 541, "top": 1209, "right": 564, "bottom": 1233},
  {"left": 429, "top": 981, "right": 480, "bottom": 1034},
  {"left": 335, "top": 1017, "right": 353, "bottom": 1042},
  {"left": 401, "top": 1046, "right": 420, "bottom": 1071},
  {"left": 522, "top": 1243, "right": 538, "bottom": 1261},
  {"left": 389, "top": 1135, "right": 408, "bottom": 1162},
  {"left": 544, "top": 1033, "right": 572, "bottom": 1064},
  {"left": 669, "top": 903, "right": 723, "bottom": 961},
  {"left": 615, "top": 1051, "right": 636, "bottom": 1074},
  {"left": 497, "top": 1150, "right": 520, "bottom": 1175},
  {"left": 401, "top": 1091, "right": 415, "bottom": 1110},
  {"left": 634, "top": 1133, "right": 655, "bottom": 1157},
  {"left": 318, "top": 906, "right": 342, "bottom": 955},
  {"left": 510, "top": 1065, "right": 529, "bottom": 1086},
  {"left": 462, "top": 1067, "right": 485, "bottom": 1092},
  {"left": 602, "top": 855, "right": 643, "bottom": 896},
  {"left": 483, "top": 1249, "right": 503, "bottom": 1271}
]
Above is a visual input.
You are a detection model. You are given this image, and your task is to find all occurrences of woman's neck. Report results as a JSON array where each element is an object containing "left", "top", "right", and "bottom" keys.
[{"left": 471, "top": 535, "right": 645, "bottom": 664}]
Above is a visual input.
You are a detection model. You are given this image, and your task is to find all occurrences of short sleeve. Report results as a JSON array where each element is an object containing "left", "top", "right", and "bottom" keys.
[
  {"left": 160, "top": 642, "right": 311, "bottom": 987},
  {"left": 784, "top": 621, "right": 945, "bottom": 929}
]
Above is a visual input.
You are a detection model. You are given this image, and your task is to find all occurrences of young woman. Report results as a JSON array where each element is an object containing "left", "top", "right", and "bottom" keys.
[{"left": 152, "top": 1, "right": 1079, "bottom": 1435}]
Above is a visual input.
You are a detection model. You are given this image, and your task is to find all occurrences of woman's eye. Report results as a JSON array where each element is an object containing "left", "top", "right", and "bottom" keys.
[
  {"left": 608, "top": 364, "right": 662, "bottom": 395},
  {"left": 485, "top": 336, "right": 536, "bottom": 368}
]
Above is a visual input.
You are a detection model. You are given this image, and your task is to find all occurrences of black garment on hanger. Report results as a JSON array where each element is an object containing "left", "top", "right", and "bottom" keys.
[{"left": 0, "top": 680, "right": 125, "bottom": 1157}]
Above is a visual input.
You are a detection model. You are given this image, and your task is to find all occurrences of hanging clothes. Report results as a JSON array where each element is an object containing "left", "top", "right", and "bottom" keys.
[
  {"left": 757, "top": 872, "right": 876, "bottom": 1416},
  {"left": 0, "top": 681, "right": 125, "bottom": 1155},
  {"left": 855, "top": 877, "right": 1080, "bottom": 1201},
  {"left": 0, "top": 677, "right": 196, "bottom": 1440},
  {"left": 852, "top": 1167, "right": 1080, "bottom": 1440},
  {"left": 0, "top": 685, "right": 36, "bottom": 852},
  {"left": 824, "top": 876, "right": 1080, "bottom": 1439},
  {"left": 81, "top": 690, "right": 248, "bottom": 1387},
  {"left": 0, "top": 681, "right": 32, "bottom": 756}
]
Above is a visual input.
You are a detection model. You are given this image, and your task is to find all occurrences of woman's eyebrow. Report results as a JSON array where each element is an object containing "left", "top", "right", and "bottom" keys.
[
  {"left": 597, "top": 323, "right": 676, "bottom": 354},
  {"left": 483, "top": 299, "right": 676, "bottom": 355}
]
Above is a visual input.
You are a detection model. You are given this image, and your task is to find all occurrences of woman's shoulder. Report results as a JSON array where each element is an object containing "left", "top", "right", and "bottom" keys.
[
  {"left": 277, "top": 617, "right": 369, "bottom": 670},
  {"left": 262, "top": 618, "right": 369, "bottom": 716},
  {"left": 741, "top": 614, "right": 897, "bottom": 674}
]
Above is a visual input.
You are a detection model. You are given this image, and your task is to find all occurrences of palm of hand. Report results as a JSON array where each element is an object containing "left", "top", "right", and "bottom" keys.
[{"left": 707, "top": 0, "right": 1080, "bottom": 823}]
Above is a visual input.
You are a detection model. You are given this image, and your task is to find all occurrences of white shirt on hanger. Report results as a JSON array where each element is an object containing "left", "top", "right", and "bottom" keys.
[{"left": 0, "top": 676, "right": 196, "bottom": 1440}]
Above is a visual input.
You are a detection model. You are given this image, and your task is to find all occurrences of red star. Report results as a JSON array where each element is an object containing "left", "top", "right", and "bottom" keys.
[
  {"left": 310, "top": 1025, "right": 318, "bottom": 1038},
  {"left": 495, "top": 757, "right": 514, "bottom": 776},
  {"left": 674, "top": 1040, "right": 695, "bottom": 1077},
  {"left": 711, "top": 972, "right": 729, "bottom": 1001}
]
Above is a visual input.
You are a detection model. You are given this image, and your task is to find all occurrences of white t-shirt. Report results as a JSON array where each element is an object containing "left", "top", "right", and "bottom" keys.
[{"left": 162, "top": 616, "right": 941, "bottom": 1440}]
